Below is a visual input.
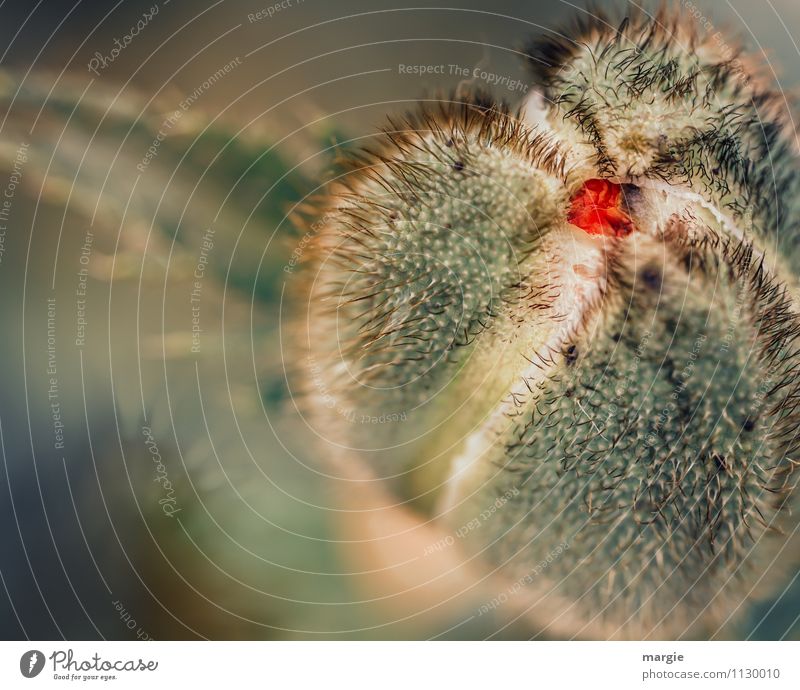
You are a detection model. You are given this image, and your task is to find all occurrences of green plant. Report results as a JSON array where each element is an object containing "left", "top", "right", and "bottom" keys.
[{"left": 299, "top": 7, "right": 800, "bottom": 638}]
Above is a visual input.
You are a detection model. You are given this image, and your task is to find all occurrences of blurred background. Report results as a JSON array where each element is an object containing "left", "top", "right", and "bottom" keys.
[{"left": 1, "top": 0, "right": 800, "bottom": 640}]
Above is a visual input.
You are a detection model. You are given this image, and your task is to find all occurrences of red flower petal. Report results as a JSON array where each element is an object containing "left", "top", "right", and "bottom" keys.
[{"left": 567, "top": 179, "right": 634, "bottom": 237}]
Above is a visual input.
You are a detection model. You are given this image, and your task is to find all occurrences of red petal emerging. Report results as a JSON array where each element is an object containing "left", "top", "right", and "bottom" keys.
[{"left": 567, "top": 179, "right": 634, "bottom": 237}]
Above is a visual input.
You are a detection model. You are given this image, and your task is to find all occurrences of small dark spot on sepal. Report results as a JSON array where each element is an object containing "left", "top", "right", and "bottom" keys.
[
  {"left": 640, "top": 266, "right": 662, "bottom": 290},
  {"left": 452, "top": 160, "right": 465, "bottom": 172},
  {"left": 620, "top": 182, "right": 643, "bottom": 210},
  {"left": 564, "top": 344, "right": 578, "bottom": 365},
  {"left": 743, "top": 416, "right": 757, "bottom": 432}
]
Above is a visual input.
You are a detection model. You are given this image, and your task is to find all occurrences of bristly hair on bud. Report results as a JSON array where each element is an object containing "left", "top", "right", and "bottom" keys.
[
  {"left": 294, "top": 4, "right": 800, "bottom": 640},
  {"left": 523, "top": 2, "right": 800, "bottom": 263},
  {"left": 298, "top": 92, "right": 573, "bottom": 421}
]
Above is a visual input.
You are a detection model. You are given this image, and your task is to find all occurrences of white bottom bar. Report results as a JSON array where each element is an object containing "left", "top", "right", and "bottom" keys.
[{"left": 1, "top": 641, "right": 798, "bottom": 689}]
